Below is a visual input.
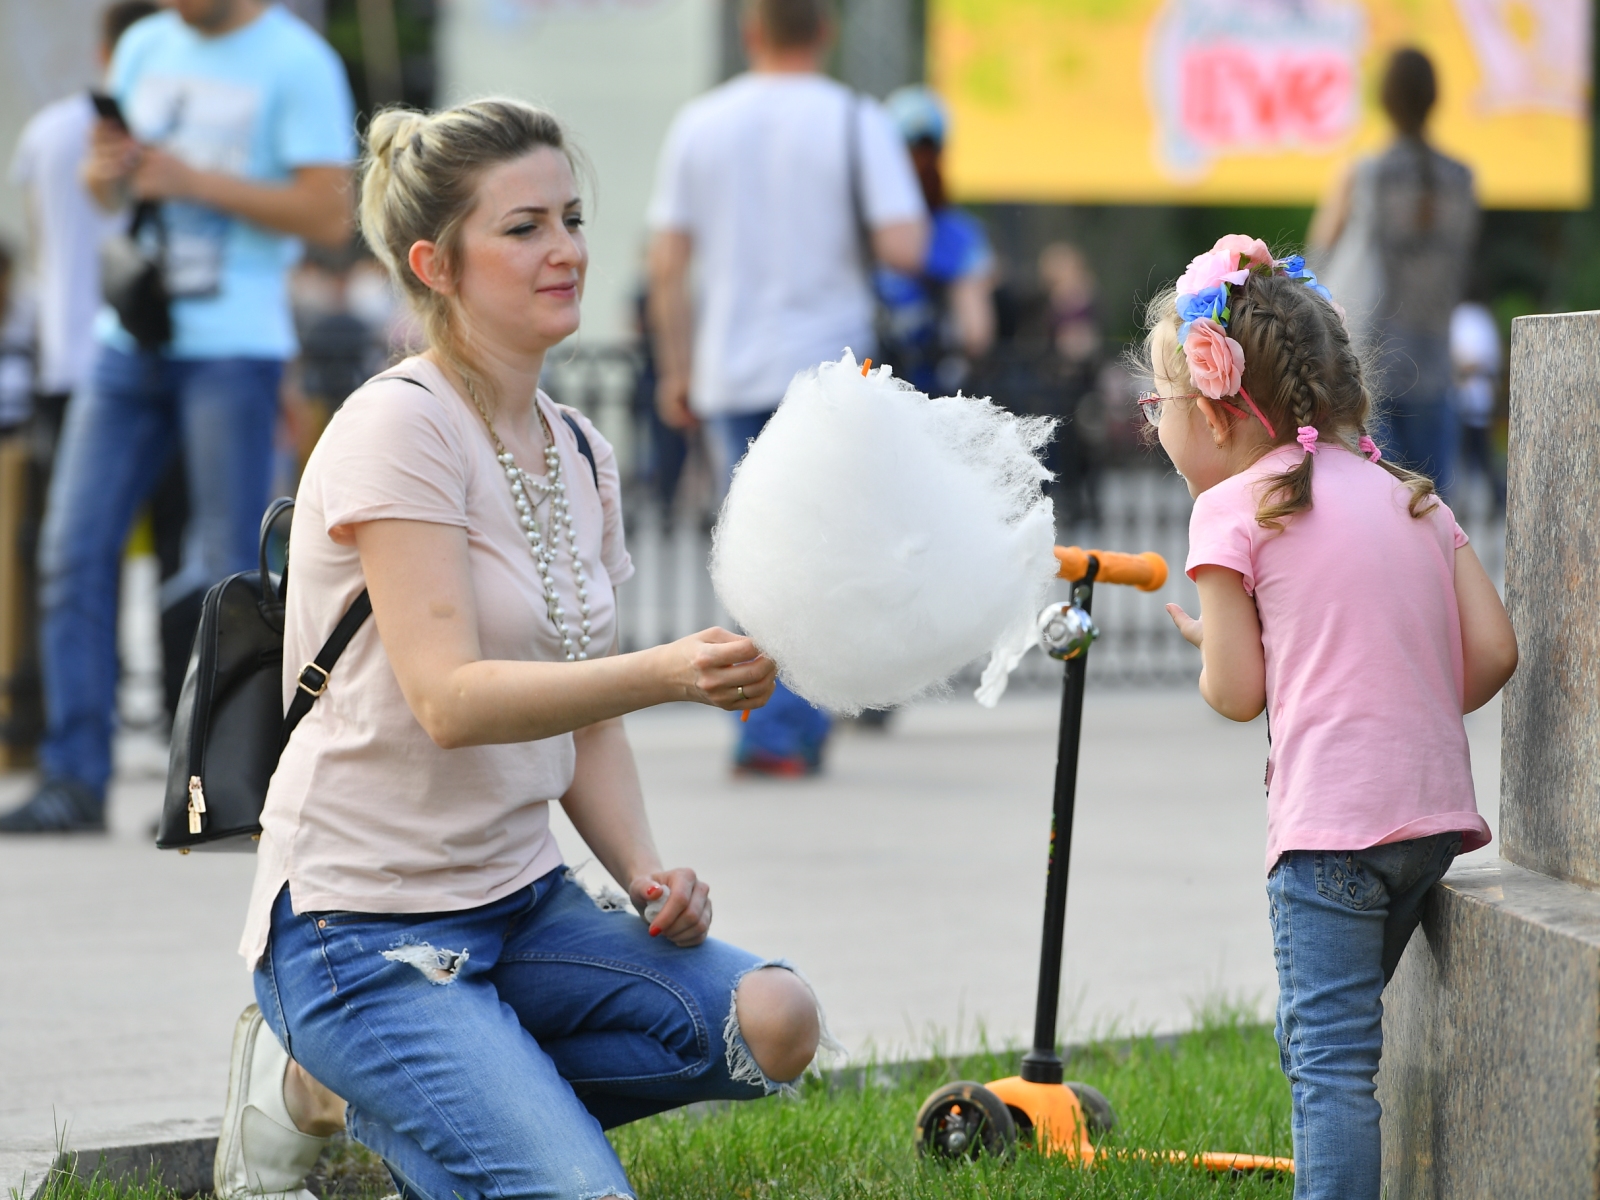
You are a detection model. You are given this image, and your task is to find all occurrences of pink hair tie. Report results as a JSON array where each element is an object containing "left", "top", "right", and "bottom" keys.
[
  {"left": 1358, "top": 435, "right": 1382, "bottom": 463},
  {"left": 1296, "top": 426, "right": 1320, "bottom": 455}
]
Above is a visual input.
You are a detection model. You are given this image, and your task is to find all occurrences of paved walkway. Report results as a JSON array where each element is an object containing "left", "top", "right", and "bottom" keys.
[{"left": 0, "top": 684, "right": 1502, "bottom": 1194}]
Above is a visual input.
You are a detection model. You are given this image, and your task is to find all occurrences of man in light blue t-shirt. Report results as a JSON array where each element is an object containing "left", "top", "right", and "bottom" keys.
[{"left": 0, "top": 0, "right": 354, "bottom": 832}]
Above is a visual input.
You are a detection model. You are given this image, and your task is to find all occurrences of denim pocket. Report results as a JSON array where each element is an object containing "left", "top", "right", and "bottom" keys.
[{"left": 1314, "top": 850, "right": 1385, "bottom": 911}]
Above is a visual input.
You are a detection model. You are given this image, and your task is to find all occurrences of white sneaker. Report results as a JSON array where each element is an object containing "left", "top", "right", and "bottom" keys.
[{"left": 214, "top": 1004, "right": 329, "bottom": 1200}]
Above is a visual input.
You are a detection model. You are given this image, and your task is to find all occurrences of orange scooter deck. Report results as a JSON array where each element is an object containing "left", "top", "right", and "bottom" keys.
[{"left": 985, "top": 1076, "right": 1295, "bottom": 1176}]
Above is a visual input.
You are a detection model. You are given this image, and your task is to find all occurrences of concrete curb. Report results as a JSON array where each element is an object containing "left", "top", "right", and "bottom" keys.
[{"left": 28, "top": 1140, "right": 216, "bottom": 1200}]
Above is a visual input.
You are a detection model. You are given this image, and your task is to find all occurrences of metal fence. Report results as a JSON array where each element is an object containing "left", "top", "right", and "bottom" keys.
[{"left": 542, "top": 348, "right": 1507, "bottom": 690}]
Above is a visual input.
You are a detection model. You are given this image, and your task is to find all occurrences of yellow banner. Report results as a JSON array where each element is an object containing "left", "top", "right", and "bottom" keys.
[{"left": 930, "top": 0, "right": 1591, "bottom": 209}]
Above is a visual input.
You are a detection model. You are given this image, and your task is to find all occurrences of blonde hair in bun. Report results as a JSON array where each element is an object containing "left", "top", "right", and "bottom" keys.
[{"left": 359, "top": 98, "right": 580, "bottom": 401}]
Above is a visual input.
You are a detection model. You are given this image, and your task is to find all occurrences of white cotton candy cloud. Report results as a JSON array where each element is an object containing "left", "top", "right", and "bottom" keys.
[{"left": 710, "top": 351, "right": 1059, "bottom": 714}]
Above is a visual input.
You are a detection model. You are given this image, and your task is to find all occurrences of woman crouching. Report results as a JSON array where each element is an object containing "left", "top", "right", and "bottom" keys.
[{"left": 215, "top": 98, "right": 823, "bottom": 1200}]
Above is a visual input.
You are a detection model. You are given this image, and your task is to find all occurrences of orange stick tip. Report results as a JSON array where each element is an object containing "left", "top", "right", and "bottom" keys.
[
  {"left": 740, "top": 708, "right": 751, "bottom": 722},
  {"left": 861, "top": 358, "right": 872, "bottom": 376}
]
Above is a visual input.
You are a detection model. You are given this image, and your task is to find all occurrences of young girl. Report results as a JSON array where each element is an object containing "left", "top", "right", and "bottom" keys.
[{"left": 1147, "top": 235, "right": 1517, "bottom": 1199}]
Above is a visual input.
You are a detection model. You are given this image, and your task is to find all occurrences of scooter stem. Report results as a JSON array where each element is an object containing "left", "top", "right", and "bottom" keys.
[{"left": 1021, "top": 559, "right": 1098, "bottom": 1084}]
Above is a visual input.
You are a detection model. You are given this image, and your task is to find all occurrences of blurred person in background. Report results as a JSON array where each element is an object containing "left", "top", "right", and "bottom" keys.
[
  {"left": 875, "top": 84, "right": 994, "bottom": 396},
  {"left": 9, "top": 2, "right": 155, "bottom": 435},
  {"left": 5, "top": 2, "right": 158, "bottom": 754},
  {"left": 0, "top": 243, "right": 35, "bottom": 433},
  {"left": 287, "top": 249, "right": 387, "bottom": 441},
  {"left": 631, "top": 283, "right": 689, "bottom": 520},
  {"left": 1038, "top": 241, "right": 1105, "bottom": 526},
  {"left": 0, "top": 0, "right": 355, "bottom": 833},
  {"left": 1311, "top": 46, "right": 1478, "bottom": 500},
  {"left": 646, "top": 0, "right": 926, "bottom": 777},
  {"left": 1449, "top": 295, "right": 1504, "bottom": 515}
]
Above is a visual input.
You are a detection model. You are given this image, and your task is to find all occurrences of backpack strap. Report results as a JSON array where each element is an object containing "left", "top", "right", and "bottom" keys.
[
  {"left": 282, "top": 589, "right": 372, "bottom": 745},
  {"left": 560, "top": 410, "right": 599, "bottom": 489}
]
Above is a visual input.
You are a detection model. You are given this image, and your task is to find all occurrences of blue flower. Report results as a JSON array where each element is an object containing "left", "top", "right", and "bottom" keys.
[
  {"left": 1177, "top": 285, "right": 1229, "bottom": 326},
  {"left": 1278, "top": 255, "right": 1334, "bottom": 301}
]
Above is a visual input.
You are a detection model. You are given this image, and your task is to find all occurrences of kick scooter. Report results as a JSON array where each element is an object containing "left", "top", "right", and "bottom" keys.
[{"left": 913, "top": 546, "right": 1294, "bottom": 1178}]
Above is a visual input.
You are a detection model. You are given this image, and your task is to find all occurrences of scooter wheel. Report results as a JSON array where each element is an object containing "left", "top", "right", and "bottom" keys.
[
  {"left": 915, "top": 1081, "right": 1017, "bottom": 1161},
  {"left": 1066, "top": 1081, "right": 1117, "bottom": 1137}
]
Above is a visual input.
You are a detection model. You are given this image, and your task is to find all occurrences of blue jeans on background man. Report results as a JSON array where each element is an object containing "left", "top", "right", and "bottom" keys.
[
  {"left": 1266, "top": 832, "right": 1462, "bottom": 1200},
  {"left": 707, "top": 409, "right": 831, "bottom": 773},
  {"left": 33, "top": 346, "right": 281, "bottom": 815},
  {"left": 258, "top": 867, "right": 793, "bottom": 1200}
]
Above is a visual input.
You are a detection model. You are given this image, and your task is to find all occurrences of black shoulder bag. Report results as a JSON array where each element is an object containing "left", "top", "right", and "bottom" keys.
[
  {"left": 157, "top": 497, "right": 370, "bottom": 851},
  {"left": 157, "top": 378, "right": 601, "bottom": 851},
  {"left": 100, "top": 201, "right": 172, "bottom": 352}
]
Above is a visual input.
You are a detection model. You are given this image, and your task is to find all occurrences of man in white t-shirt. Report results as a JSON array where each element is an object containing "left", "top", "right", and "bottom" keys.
[
  {"left": 8, "top": 2, "right": 157, "bottom": 411},
  {"left": 646, "top": 0, "right": 926, "bottom": 776}
]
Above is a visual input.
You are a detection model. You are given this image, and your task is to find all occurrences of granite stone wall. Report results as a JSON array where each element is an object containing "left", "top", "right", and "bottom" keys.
[
  {"left": 1379, "top": 311, "right": 1600, "bottom": 1196},
  {"left": 1379, "top": 861, "right": 1600, "bottom": 1196},
  {"left": 1500, "top": 312, "right": 1600, "bottom": 888}
]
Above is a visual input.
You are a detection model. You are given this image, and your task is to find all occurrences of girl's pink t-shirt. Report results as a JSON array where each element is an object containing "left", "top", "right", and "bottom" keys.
[{"left": 1186, "top": 443, "right": 1491, "bottom": 874}]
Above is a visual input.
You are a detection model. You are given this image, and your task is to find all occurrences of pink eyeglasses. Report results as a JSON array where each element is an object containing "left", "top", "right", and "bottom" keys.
[{"left": 1136, "top": 387, "right": 1278, "bottom": 440}]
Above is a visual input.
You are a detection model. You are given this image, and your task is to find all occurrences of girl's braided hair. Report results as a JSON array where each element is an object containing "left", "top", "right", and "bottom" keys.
[{"left": 1144, "top": 263, "right": 1437, "bottom": 529}]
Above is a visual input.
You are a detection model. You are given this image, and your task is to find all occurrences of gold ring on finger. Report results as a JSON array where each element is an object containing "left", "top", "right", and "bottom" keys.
[{"left": 737, "top": 685, "right": 746, "bottom": 701}]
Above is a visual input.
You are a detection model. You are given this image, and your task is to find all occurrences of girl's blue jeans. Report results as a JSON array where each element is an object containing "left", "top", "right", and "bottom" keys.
[
  {"left": 256, "top": 867, "right": 793, "bottom": 1200},
  {"left": 1267, "top": 832, "right": 1462, "bottom": 1200}
]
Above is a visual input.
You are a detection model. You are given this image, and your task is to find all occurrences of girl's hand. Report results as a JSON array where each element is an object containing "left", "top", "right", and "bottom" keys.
[
  {"left": 658, "top": 628, "right": 776, "bottom": 712},
  {"left": 1166, "top": 603, "right": 1204, "bottom": 648},
  {"left": 631, "top": 869, "right": 711, "bottom": 946}
]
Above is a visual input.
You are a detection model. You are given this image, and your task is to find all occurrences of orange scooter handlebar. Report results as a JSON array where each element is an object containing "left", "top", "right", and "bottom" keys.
[{"left": 1054, "top": 546, "right": 1169, "bottom": 591}]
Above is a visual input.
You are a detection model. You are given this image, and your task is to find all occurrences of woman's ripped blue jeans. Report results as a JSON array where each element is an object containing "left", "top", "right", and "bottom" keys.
[
  {"left": 256, "top": 868, "right": 804, "bottom": 1200},
  {"left": 1266, "top": 832, "right": 1462, "bottom": 1200}
]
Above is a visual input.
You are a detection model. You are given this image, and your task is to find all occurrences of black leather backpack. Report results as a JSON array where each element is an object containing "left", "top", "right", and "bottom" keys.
[
  {"left": 156, "top": 385, "right": 601, "bottom": 852},
  {"left": 157, "top": 497, "right": 370, "bottom": 851}
]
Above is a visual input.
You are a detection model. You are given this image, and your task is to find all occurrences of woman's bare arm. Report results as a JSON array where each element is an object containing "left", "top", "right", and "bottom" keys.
[
  {"left": 560, "top": 717, "right": 711, "bottom": 947},
  {"left": 351, "top": 517, "right": 775, "bottom": 748},
  {"left": 1455, "top": 543, "right": 1517, "bottom": 712}
]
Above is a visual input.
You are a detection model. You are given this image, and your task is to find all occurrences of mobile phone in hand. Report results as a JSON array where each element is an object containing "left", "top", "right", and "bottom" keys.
[{"left": 89, "top": 91, "right": 127, "bottom": 129}]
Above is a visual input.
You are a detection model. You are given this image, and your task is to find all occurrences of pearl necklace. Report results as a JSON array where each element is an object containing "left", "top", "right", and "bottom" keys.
[{"left": 463, "top": 378, "right": 592, "bottom": 660}]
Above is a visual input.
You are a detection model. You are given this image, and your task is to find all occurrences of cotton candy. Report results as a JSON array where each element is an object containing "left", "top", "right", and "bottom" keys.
[{"left": 710, "top": 351, "right": 1059, "bottom": 714}]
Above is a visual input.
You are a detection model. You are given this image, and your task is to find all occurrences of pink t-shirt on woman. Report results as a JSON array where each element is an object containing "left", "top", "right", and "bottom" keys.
[
  {"left": 1185, "top": 443, "right": 1491, "bottom": 875},
  {"left": 239, "top": 358, "right": 634, "bottom": 970}
]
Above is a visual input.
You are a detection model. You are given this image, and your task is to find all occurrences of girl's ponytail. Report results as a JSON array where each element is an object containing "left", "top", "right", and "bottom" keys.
[
  {"left": 1230, "top": 272, "right": 1438, "bottom": 527},
  {"left": 1143, "top": 238, "right": 1440, "bottom": 529}
]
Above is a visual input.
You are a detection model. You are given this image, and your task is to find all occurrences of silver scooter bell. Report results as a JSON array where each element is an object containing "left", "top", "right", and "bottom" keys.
[{"left": 1036, "top": 599, "right": 1099, "bottom": 661}]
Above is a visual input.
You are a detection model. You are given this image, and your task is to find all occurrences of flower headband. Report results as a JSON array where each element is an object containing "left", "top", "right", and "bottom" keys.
[{"left": 1172, "top": 235, "right": 1337, "bottom": 441}]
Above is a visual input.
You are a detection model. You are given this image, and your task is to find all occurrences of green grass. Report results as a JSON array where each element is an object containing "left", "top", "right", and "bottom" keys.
[
  {"left": 25, "top": 1008, "right": 1291, "bottom": 1200},
  {"left": 612, "top": 1005, "right": 1291, "bottom": 1199}
]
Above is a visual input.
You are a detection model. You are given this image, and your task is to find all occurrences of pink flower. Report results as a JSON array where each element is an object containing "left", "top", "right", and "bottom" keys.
[
  {"left": 1183, "top": 318, "right": 1245, "bottom": 399},
  {"left": 1211, "top": 234, "right": 1273, "bottom": 269},
  {"left": 1176, "top": 248, "right": 1250, "bottom": 296}
]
